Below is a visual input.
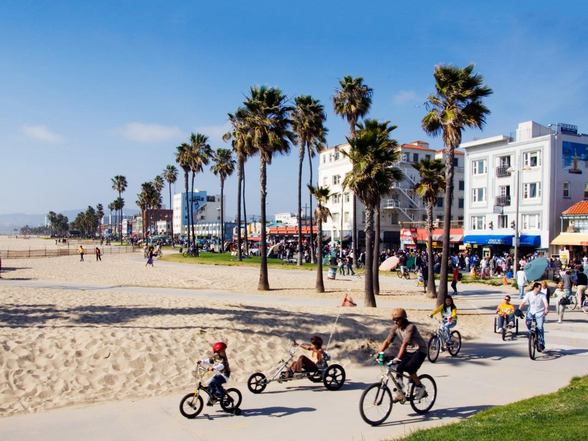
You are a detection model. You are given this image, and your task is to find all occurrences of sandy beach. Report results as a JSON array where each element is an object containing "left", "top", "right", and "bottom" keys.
[{"left": 0, "top": 237, "right": 490, "bottom": 417}]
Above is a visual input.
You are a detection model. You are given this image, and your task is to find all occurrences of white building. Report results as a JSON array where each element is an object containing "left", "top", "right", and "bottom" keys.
[
  {"left": 463, "top": 121, "right": 588, "bottom": 254},
  {"left": 172, "top": 191, "right": 222, "bottom": 236},
  {"left": 274, "top": 212, "right": 298, "bottom": 226},
  {"left": 317, "top": 141, "right": 464, "bottom": 249}
]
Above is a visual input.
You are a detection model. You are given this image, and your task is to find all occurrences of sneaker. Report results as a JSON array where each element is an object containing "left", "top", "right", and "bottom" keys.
[
  {"left": 413, "top": 385, "right": 427, "bottom": 400},
  {"left": 393, "top": 390, "right": 405, "bottom": 402},
  {"left": 497, "top": 327, "right": 503, "bottom": 333},
  {"left": 558, "top": 320, "right": 562, "bottom": 324},
  {"left": 539, "top": 344, "right": 545, "bottom": 352},
  {"left": 206, "top": 398, "right": 216, "bottom": 406}
]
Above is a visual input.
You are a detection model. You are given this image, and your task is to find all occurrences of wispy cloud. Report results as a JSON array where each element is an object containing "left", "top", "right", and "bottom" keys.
[
  {"left": 119, "top": 122, "right": 183, "bottom": 143},
  {"left": 21, "top": 125, "right": 64, "bottom": 143},
  {"left": 393, "top": 90, "right": 418, "bottom": 105},
  {"left": 193, "top": 123, "right": 231, "bottom": 144}
]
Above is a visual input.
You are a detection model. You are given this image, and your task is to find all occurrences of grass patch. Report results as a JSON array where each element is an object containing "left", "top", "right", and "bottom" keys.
[
  {"left": 399, "top": 375, "right": 588, "bottom": 441},
  {"left": 160, "top": 252, "right": 318, "bottom": 271}
]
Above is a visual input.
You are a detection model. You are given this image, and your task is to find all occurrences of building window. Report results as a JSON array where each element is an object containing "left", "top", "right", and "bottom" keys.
[
  {"left": 499, "top": 185, "right": 511, "bottom": 197},
  {"left": 523, "top": 151, "right": 541, "bottom": 168},
  {"left": 344, "top": 193, "right": 350, "bottom": 203},
  {"left": 390, "top": 213, "right": 399, "bottom": 224},
  {"left": 523, "top": 182, "right": 541, "bottom": 199},
  {"left": 436, "top": 199, "right": 443, "bottom": 208},
  {"left": 332, "top": 175, "right": 341, "bottom": 185},
  {"left": 334, "top": 151, "right": 340, "bottom": 160},
  {"left": 322, "top": 154, "right": 326, "bottom": 163},
  {"left": 471, "top": 216, "right": 485, "bottom": 230},
  {"left": 413, "top": 153, "right": 419, "bottom": 162},
  {"left": 458, "top": 198, "right": 464, "bottom": 209},
  {"left": 343, "top": 212, "right": 349, "bottom": 223},
  {"left": 472, "top": 159, "right": 487, "bottom": 175},
  {"left": 472, "top": 187, "right": 486, "bottom": 203},
  {"left": 331, "top": 194, "right": 340, "bottom": 204},
  {"left": 563, "top": 182, "right": 570, "bottom": 198},
  {"left": 425, "top": 154, "right": 431, "bottom": 160},
  {"left": 498, "top": 214, "right": 508, "bottom": 229},
  {"left": 585, "top": 183, "right": 588, "bottom": 199},
  {"left": 498, "top": 155, "right": 511, "bottom": 168},
  {"left": 522, "top": 213, "right": 541, "bottom": 229},
  {"left": 453, "top": 157, "right": 459, "bottom": 167},
  {"left": 458, "top": 180, "right": 465, "bottom": 191},
  {"left": 322, "top": 177, "right": 328, "bottom": 186},
  {"left": 401, "top": 153, "right": 409, "bottom": 162},
  {"left": 332, "top": 213, "right": 340, "bottom": 224}
]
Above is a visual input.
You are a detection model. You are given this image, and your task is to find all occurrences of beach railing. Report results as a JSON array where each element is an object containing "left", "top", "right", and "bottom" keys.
[{"left": 0, "top": 245, "right": 138, "bottom": 259}]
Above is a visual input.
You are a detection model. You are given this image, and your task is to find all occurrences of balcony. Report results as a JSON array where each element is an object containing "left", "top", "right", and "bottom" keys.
[
  {"left": 496, "top": 165, "right": 511, "bottom": 177},
  {"left": 495, "top": 195, "right": 511, "bottom": 207},
  {"left": 383, "top": 199, "right": 400, "bottom": 209}
]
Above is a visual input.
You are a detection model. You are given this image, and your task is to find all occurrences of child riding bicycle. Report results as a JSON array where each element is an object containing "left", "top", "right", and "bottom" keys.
[
  {"left": 197, "top": 341, "right": 231, "bottom": 405},
  {"left": 430, "top": 295, "right": 458, "bottom": 344}
]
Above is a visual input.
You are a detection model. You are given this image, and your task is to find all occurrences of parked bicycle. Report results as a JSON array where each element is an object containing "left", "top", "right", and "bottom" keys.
[
  {"left": 247, "top": 340, "right": 345, "bottom": 393},
  {"left": 179, "top": 364, "right": 242, "bottom": 418},
  {"left": 359, "top": 358, "right": 437, "bottom": 426},
  {"left": 427, "top": 319, "right": 462, "bottom": 362}
]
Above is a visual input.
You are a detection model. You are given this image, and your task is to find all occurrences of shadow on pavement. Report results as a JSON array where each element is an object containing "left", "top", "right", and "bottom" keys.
[
  {"left": 241, "top": 406, "right": 316, "bottom": 418},
  {"left": 379, "top": 404, "right": 493, "bottom": 427}
]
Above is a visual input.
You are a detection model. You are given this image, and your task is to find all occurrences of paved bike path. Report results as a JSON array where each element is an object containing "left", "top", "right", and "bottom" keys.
[{"left": 1, "top": 338, "right": 587, "bottom": 441}]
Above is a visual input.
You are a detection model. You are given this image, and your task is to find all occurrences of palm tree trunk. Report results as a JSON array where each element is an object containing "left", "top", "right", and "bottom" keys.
[
  {"left": 297, "top": 144, "right": 304, "bottom": 266},
  {"left": 364, "top": 206, "right": 376, "bottom": 307},
  {"left": 243, "top": 168, "right": 249, "bottom": 255},
  {"left": 191, "top": 172, "right": 199, "bottom": 256},
  {"left": 316, "top": 215, "right": 325, "bottom": 293},
  {"left": 220, "top": 177, "right": 224, "bottom": 254},
  {"left": 118, "top": 191, "right": 123, "bottom": 245},
  {"left": 438, "top": 147, "right": 455, "bottom": 305},
  {"left": 169, "top": 183, "right": 175, "bottom": 247},
  {"left": 373, "top": 200, "right": 381, "bottom": 296},
  {"left": 352, "top": 195, "right": 358, "bottom": 268},
  {"left": 237, "top": 159, "right": 243, "bottom": 261},
  {"left": 258, "top": 160, "right": 270, "bottom": 291},
  {"left": 427, "top": 201, "right": 437, "bottom": 298},
  {"left": 184, "top": 172, "right": 191, "bottom": 249},
  {"left": 307, "top": 147, "right": 315, "bottom": 264}
]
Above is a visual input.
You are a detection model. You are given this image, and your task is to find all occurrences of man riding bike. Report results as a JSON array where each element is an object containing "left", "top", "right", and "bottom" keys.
[
  {"left": 378, "top": 308, "right": 427, "bottom": 401},
  {"left": 519, "top": 282, "right": 549, "bottom": 352}
]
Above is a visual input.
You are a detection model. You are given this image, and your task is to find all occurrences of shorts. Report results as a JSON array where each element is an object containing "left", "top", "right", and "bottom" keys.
[{"left": 397, "top": 351, "right": 426, "bottom": 375}]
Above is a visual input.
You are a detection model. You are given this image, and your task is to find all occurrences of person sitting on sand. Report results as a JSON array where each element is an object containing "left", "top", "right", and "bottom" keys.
[
  {"left": 286, "top": 335, "right": 324, "bottom": 377},
  {"left": 342, "top": 294, "right": 357, "bottom": 307}
]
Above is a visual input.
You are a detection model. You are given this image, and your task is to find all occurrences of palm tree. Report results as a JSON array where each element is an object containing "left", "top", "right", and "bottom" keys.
[
  {"left": 343, "top": 119, "right": 403, "bottom": 307},
  {"left": 413, "top": 158, "right": 446, "bottom": 298},
  {"left": 111, "top": 175, "right": 128, "bottom": 243},
  {"left": 225, "top": 109, "right": 253, "bottom": 261},
  {"left": 211, "top": 148, "right": 236, "bottom": 253},
  {"left": 333, "top": 76, "right": 373, "bottom": 265},
  {"left": 153, "top": 175, "right": 165, "bottom": 196},
  {"left": 163, "top": 164, "right": 178, "bottom": 245},
  {"left": 422, "top": 64, "right": 492, "bottom": 305},
  {"left": 308, "top": 185, "right": 331, "bottom": 292},
  {"left": 292, "top": 95, "right": 327, "bottom": 265},
  {"left": 188, "top": 132, "right": 213, "bottom": 255},
  {"left": 241, "top": 86, "right": 294, "bottom": 291},
  {"left": 137, "top": 182, "right": 162, "bottom": 238},
  {"left": 176, "top": 143, "right": 192, "bottom": 248}
]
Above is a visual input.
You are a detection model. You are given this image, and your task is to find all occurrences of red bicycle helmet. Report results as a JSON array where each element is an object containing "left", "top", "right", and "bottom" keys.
[{"left": 212, "top": 341, "right": 227, "bottom": 353}]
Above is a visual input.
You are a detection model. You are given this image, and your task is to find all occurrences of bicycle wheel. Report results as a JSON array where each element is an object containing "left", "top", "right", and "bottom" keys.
[
  {"left": 247, "top": 372, "right": 267, "bottom": 394},
  {"left": 396, "top": 270, "right": 402, "bottom": 278},
  {"left": 427, "top": 335, "right": 441, "bottom": 363},
  {"left": 323, "top": 364, "right": 346, "bottom": 390},
  {"left": 582, "top": 299, "right": 588, "bottom": 314},
  {"left": 359, "top": 383, "right": 393, "bottom": 426},
  {"left": 569, "top": 296, "right": 578, "bottom": 310},
  {"left": 528, "top": 333, "right": 536, "bottom": 360},
  {"left": 409, "top": 374, "right": 437, "bottom": 415},
  {"left": 220, "top": 388, "right": 242, "bottom": 412},
  {"left": 179, "top": 392, "right": 203, "bottom": 418},
  {"left": 307, "top": 370, "right": 323, "bottom": 383},
  {"left": 501, "top": 326, "right": 506, "bottom": 341},
  {"left": 447, "top": 331, "right": 462, "bottom": 356}
]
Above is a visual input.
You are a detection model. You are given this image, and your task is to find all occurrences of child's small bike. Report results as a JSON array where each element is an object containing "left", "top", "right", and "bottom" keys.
[
  {"left": 246, "top": 340, "right": 346, "bottom": 393},
  {"left": 179, "top": 365, "right": 242, "bottom": 418}
]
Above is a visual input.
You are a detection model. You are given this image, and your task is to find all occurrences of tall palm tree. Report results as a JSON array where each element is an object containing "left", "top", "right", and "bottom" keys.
[
  {"left": 413, "top": 158, "right": 446, "bottom": 298},
  {"left": 153, "top": 175, "right": 165, "bottom": 197},
  {"left": 292, "top": 95, "right": 327, "bottom": 265},
  {"left": 211, "top": 148, "right": 236, "bottom": 253},
  {"left": 188, "top": 133, "right": 213, "bottom": 255},
  {"left": 225, "top": 109, "right": 254, "bottom": 261},
  {"left": 308, "top": 185, "right": 331, "bottom": 292},
  {"left": 241, "top": 85, "right": 294, "bottom": 291},
  {"left": 111, "top": 175, "right": 128, "bottom": 243},
  {"left": 422, "top": 64, "right": 492, "bottom": 305},
  {"left": 176, "top": 143, "right": 192, "bottom": 248},
  {"left": 163, "top": 164, "right": 178, "bottom": 245},
  {"left": 343, "top": 119, "right": 402, "bottom": 307},
  {"left": 333, "top": 76, "right": 373, "bottom": 266},
  {"left": 137, "top": 182, "right": 162, "bottom": 238}
]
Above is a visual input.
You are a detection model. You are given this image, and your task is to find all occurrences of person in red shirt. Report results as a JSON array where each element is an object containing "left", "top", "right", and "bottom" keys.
[{"left": 451, "top": 265, "right": 460, "bottom": 295}]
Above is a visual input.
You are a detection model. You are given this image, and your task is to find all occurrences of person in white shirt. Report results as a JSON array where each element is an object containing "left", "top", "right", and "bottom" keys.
[
  {"left": 516, "top": 266, "right": 528, "bottom": 299},
  {"left": 519, "top": 282, "right": 549, "bottom": 351}
]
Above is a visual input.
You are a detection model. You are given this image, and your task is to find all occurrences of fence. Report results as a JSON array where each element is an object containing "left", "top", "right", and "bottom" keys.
[{"left": 0, "top": 245, "right": 138, "bottom": 259}]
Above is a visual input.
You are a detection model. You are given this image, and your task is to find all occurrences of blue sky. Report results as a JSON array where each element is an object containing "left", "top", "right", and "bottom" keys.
[{"left": 1, "top": 0, "right": 587, "bottom": 217}]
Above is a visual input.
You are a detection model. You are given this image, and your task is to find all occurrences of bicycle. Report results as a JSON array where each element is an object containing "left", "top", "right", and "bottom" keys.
[
  {"left": 582, "top": 296, "right": 588, "bottom": 313},
  {"left": 179, "top": 365, "right": 242, "bottom": 418},
  {"left": 359, "top": 358, "right": 437, "bottom": 426},
  {"left": 396, "top": 266, "right": 410, "bottom": 279},
  {"left": 247, "top": 340, "right": 345, "bottom": 394},
  {"left": 525, "top": 314, "right": 541, "bottom": 360},
  {"left": 427, "top": 319, "right": 462, "bottom": 363}
]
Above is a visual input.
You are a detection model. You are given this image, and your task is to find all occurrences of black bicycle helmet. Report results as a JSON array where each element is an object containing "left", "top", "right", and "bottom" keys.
[{"left": 310, "top": 335, "right": 323, "bottom": 349}]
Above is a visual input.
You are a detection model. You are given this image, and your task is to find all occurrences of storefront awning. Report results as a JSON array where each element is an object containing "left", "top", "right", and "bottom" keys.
[
  {"left": 519, "top": 235, "right": 541, "bottom": 247},
  {"left": 464, "top": 234, "right": 513, "bottom": 246},
  {"left": 400, "top": 228, "right": 463, "bottom": 245},
  {"left": 551, "top": 233, "right": 588, "bottom": 246}
]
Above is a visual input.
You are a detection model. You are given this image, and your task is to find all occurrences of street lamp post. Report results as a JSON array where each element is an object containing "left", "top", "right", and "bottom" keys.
[{"left": 514, "top": 167, "right": 520, "bottom": 272}]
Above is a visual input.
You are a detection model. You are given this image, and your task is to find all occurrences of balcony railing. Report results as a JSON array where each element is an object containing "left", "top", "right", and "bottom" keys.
[
  {"left": 496, "top": 165, "right": 511, "bottom": 177},
  {"left": 383, "top": 199, "right": 400, "bottom": 209},
  {"left": 495, "top": 195, "right": 511, "bottom": 206}
]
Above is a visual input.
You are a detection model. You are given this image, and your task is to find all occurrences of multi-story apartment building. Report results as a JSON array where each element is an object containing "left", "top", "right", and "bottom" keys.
[
  {"left": 317, "top": 141, "right": 464, "bottom": 249},
  {"left": 172, "top": 191, "right": 222, "bottom": 236},
  {"left": 463, "top": 121, "right": 588, "bottom": 254}
]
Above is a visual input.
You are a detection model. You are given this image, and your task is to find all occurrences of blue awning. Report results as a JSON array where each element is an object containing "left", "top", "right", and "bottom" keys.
[
  {"left": 519, "top": 235, "right": 541, "bottom": 247},
  {"left": 463, "top": 235, "right": 513, "bottom": 246}
]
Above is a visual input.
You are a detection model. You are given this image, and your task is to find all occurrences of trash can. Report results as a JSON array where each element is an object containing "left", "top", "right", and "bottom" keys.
[{"left": 328, "top": 266, "right": 337, "bottom": 280}]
